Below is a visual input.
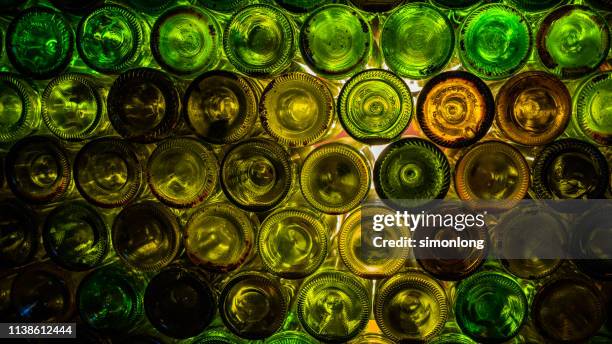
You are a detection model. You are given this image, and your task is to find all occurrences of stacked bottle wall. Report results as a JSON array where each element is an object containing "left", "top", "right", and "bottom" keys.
[{"left": 0, "top": 0, "right": 610, "bottom": 343}]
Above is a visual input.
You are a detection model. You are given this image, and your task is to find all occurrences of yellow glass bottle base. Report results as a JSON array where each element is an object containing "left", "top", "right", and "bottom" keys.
[
  {"left": 300, "top": 143, "right": 370, "bottom": 214},
  {"left": 375, "top": 272, "right": 448, "bottom": 342},
  {"left": 260, "top": 72, "right": 335, "bottom": 147},
  {"left": 339, "top": 205, "right": 409, "bottom": 279},
  {"left": 258, "top": 208, "right": 327, "bottom": 279},
  {"left": 454, "top": 141, "right": 530, "bottom": 204}
]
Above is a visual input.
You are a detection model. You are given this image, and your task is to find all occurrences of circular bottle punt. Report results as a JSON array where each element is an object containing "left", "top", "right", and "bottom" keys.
[
  {"left": 49, "top": 0, "right": 105, "bottom": 14},
  {"left": 574, "top": 71, "right": 612, "bottom": 146},
  {"left": 532, "top": 138, "right": 609, "bottom": 199},
  {"left": 144, "top": 266, "right": 216, "bottom": 339},
  {"left": 533, "top": 278, "right": 606, "bottom": 342},
  {"left": 300, "top": 4, "right": 372, "bottom": 78},
  {"left": 275, "top": 0, "right": 331, "bottom": 13},
  {"left": 339, "top": 69, "right": 412, "bottom": 144},
  {"left": 193, "top": 329, "right": 243, "bottom": 343},
  {"left": 265, "top": 331, "right": 319, "bottom": 344},
  {"left": 5, "top": 136, "right": 71, "bottom": 204},
  {"left": 454, "top": 141, "right": 530, "bottom": 203},
  {"left": 219, "top": 271, "right": 287, "bottom": 340},
  {"left": 537, "top": 5, "right": 610, "bottom": 79},
  {"left": 78, "top": 4, "right": 148, "bottom": 74},
  {"left": 260, "top": 72, "right": 335, "bottom": 147},
  {"left": 6, "top": 7, "right": 74, "bottom": 80},
  {"left": 297, "top": 270, "right": 370, "bottom": 343},
  {"left": 11, "top": 268, "right": 73, "bottom": 322},
  {"left": 0, "top": 200, "right": 37, "bottom": 268},
  {"left": 42, "top": 73, "right": 104, "bottom": 141},
  {"left": 185, "top": 202, "right": 255, "bottom": 272},
  {"left": 417, "top": 71, "right": 494, "bottom": 148},
  {"left": 224, "top": 4, "right": 295, "bottom": 76},
  {"left": 382, "top": 3, "right": 454, "bottom": 79},
  {"left": 349, "top": 0, "right": 403, "bottom": 12},
  {"left": 414, "top": 212, "right": 488, "bottom": 280},
  {"left": 375, "top": 273, "right": 448, "bottom": 342},
  {"left": 339, "top": 205, "right": 409, "bottom": 279},
  {"left": 198, "top": 0, "right": 251, "bottom": 12},
  {"left": 221, "top": 138, "right": 293, "bottom": 212},
  {"left": 374, "top": 137, "right": 451, "bottom": 209},
  {"left": 185, "top": 70, "right": 259, "bottom": 144},
  {"left": 77, "top": 265, "right": 144, "bottom": 332},
  {"left": 111, "top": 201, "right": 181, "bottom": 272},
  {"left": 258, "top": 207, "right": 328, "bottom": 279},
  {"left": 0, "top": 73, "right": 40, "bottom": 143},
  {"left": 126, "top": 0, "right": 176, "bottom": 14},
  {"left": 498, "top": 207, "right": 566, "bottom": 279},
  {"left": 572, "top": 205, "right": 612, "bottom": 280},
  {"left": 43, "top": 201, "right": 109, "bottom": 272},
  {"left": 431, "top": 0, "right": 480, "bottom": 8},
  {"left": 107, "top": 68, "right": 180, "bottom": 143},
  {"left": 74, "top": 137, "right": 143, "bottom": 208},
  {"left": 300, "top": 143, "right": 370, "bottom": 214},
  {"left": 507, "top": 0, "right": 565, "bottom": 12},
  {"left": 458, "top": 3, "right": 532, "bottom": 80},
  {"left": 496, "top": 71, "right": 571, "bottom": 146},
  {"left": 455, "top": 271, "right": 528, "bottom": 343},
  {"left": 152, "top": 6, "right": 221, "bottom": 76},
  {"left": 147, "top": 137, "right": 218, "bottom": 209},
  {"left": 428, "top": 333, "right": 477, "bottom": 344}
]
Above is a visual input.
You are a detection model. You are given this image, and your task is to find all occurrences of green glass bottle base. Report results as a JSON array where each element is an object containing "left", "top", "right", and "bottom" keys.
[
  {"left": 41, "top": 73, "right": 103, "bottom": 141},
  {"left": 152, "top": 6, "right": 221, "bottom": 75},
  {"left": 458, "top": 3, "right": 532, "bottom": 80},
  {"left": 382, "top": 3, "right": 454, "bottom": 79},
  {"left": 374, "top": 137, "right": 451, "bottom": 209},
  {"left": 300, "top": 4, "right": 371, "bottom": 78},
  {"left": 43, "top": 201, "right": 108, "bottom": 271},
  {"left": 537, "top": 5, "right": 610, "bottom": 79},
  {"left": 224, "top": 4, "right": 295, "bottom": 76},
  {"left": 338, "top": 69, "right": 412, "bottom": 143},
  {"left": 0, "top": 73, "right": 39, "bottom": 143},
  {"left": 77, "top": 5, "right": 145, "bottom": 74},
  {"left": 6, "top": 7, "right": 74, "bottom": 79},
  {"left": 455, "top": 272, "right": 527, "bottom": 343},
  {"left": 574, "top": 71, "right": 612, "bottom": 145}
]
